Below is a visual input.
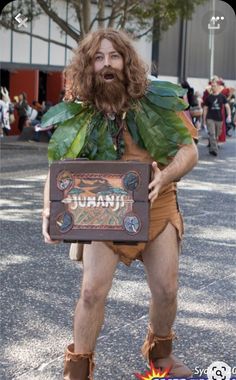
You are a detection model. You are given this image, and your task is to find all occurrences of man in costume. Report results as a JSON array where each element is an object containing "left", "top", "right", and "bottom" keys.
[{"left": 42, "top": 28, "right": 198, "bottom": 380}]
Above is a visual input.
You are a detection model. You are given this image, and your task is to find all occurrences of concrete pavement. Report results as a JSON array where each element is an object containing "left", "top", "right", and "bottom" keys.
[{"left": 1, "top": 133, "right": 236, "bottom": 379}]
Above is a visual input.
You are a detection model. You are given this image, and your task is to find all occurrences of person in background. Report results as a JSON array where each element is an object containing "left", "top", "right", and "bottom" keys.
[
  {"left": 31, "top": 101, "right": 54, "bottom": 142},
  {"left": 189, "top": 91, "right": 203, "bottom": 131},
  {"left": 227, "top": 94, "right": 236, "bottom": 136},
  {"left": 180, "top": 81, "right": 199, "bottom": 144},
  {"left": 203, "top": 79, "right": 231, "bottom": 156},
  {"left": 32, "top": 100, "right": 43, "bottom": 116},
  {"left": 29, "top": 100, "right": 43, "bottom": 142},
  {"left": 203, "top": 76, "right": 234, "bottom": 143},
  {"left": 180, "top": 80, "right": 195, "bottom": 109},
  {"left": 202, "top": 75, "right": 219, "bottom": 103},
  {"left": 218, "top": 80, "right": 235, "bottom": 138},
  {"left": 14, "top": 92, "right": 29, "bottom": 133},
  {"left": 0, "top": 87, "right": 11, "bottom": 137}
]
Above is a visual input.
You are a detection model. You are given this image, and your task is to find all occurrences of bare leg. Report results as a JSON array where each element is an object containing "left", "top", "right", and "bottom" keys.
[
  {"left": 142, "top": 223, "right": 179, "bottom": 336},
  {"left": 74, "top": 241, "right": 119, "bottom": 353},
  {"left": 141, "top": 223, "right": 192, "bottom": 377}
]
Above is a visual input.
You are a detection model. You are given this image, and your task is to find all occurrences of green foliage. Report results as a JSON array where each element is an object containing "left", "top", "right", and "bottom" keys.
[
  {"left": 135, "top": 97, "right": 192, "bottom": 164},
  {"left": 80, "top": 113, "right": 117, "bottom": 160},
  {"left": 126, "top": 110, "right": 145, "bottom": 149},
  {"left": 124, "top": 0, "right": 207, "bottom": 39},
  {"left": 146, "top": 93, "right": 188, "bottom": 111},
  {"left": 125, "top": 81, "right": 192, "bottom": 164},
  {"left": 47, "top": 80, "right": 193, "bottom": 165},
  {"left": 41, "top": 102, "right": 84, "bottom": 128},
  {"left": 48, "top": 107, "right": 94, "bottom": 163},
  {"left": 146, "top": 81, "right": 188, "bottom": 110},
  {"left": 149, "top": 81, "right": 187, "bottom": 97},
  {"left": 95, "top": 120, "right": 117, "bottom": 160}
]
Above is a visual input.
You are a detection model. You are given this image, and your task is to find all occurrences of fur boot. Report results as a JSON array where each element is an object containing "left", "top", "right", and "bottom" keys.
[
  {"left": 64, "top": 344, "right": 94, "bottom": 380},
  {"left": 142, "top": 326, "right": 192, "bottom": 378}
]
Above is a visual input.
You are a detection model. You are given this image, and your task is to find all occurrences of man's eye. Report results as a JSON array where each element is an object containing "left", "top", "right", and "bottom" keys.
[
  {"left": 111, "top": 54, "right": 120, "bottom": 59},
  {"left": 95, "top": 56, "right": 103, "bottom": 61}
]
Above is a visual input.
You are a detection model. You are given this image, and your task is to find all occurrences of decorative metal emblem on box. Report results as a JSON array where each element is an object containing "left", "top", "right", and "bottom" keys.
[{"left": 49, "top": 160, "right": 151, "bottom": 243}]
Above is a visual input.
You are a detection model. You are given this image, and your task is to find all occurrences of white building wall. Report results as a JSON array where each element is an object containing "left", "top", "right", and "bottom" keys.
[
  {"left": 66, "top": 35, "right": 77, "bottom": 63},
  {"left": 0, "top": 28, "right": 11, "bottom": 61},
  {"left": 31, "top": 14, "right": 49, "bottom": 65},
  {"left": 133, "top": 39, "right": 152, "bottom": 70},
  {"left": 12, "top": 32, "right": 30, "bottom": 63},
  {"left": 49, "top": 1, "right": 68, "bottom": 66}
]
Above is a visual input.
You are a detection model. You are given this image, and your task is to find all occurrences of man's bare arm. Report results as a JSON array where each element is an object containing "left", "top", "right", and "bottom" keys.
[
  {"left": 225, "top": 103, "right": 231, "bottom": 122},
  {"left": 149, "top": 141, "right": 198, "bottom": 203},
  {"left": 43, "top": 170, "right": 50, "bottom": 214}
]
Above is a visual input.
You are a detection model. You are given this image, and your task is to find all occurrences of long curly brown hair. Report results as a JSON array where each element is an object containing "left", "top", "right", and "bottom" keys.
[{"left": 64, "top": 28, "right": 149, "bottom": 106}]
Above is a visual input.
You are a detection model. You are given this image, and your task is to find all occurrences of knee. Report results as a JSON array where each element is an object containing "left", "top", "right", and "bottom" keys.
[
  {"left": 152, "top": 283, "right": 178, "bottom": 304},
  {"left": 80, "top": 285, "right": 107, "bottom": 308}
]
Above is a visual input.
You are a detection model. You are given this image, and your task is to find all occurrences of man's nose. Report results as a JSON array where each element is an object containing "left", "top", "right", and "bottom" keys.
[{"left": 104, "top": 56, "right": 111, "bottom": 67}]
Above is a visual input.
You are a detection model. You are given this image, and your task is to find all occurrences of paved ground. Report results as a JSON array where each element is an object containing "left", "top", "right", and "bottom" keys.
[{"left": 1, "top": 132, "right": 236, "bottom": 380}]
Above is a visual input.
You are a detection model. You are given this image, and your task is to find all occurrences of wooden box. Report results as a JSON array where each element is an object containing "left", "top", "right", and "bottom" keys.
[{"left": 49, "top": 160, "right": 151, "bottom": 243}]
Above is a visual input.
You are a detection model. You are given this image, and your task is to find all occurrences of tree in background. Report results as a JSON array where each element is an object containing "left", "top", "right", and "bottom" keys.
[{"left": 0, "top": 0, "right": 207, "bottom": 49}]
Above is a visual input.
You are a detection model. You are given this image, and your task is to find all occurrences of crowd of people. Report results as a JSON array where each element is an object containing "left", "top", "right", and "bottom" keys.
[
  {"left": 181, "top": 77, "right": 235, "bottom": 156},
  {"left": 0, "top": 89, "right": 56, "bottom": 141}
]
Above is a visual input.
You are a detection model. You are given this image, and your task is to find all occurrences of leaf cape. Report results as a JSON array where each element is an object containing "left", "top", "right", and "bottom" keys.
[{"left": 41, "top": 80, "right": 193, "bottom": 165}]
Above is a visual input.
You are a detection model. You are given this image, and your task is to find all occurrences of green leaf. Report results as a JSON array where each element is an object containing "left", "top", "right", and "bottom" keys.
[
  {"left": 80, "top": 112, "right": 105, "bottom": 159},
  {"left": 41, "top": 101, "right": 84, "bottom": 128},
  {"left": 126, "top": 110, "right": 145, "bottom": 148},
  {"left": 81, "top": 127, "right": 98, "bottom": 159},
  {"left": 64, "top": 121, "right": 89, "bottom": 159},
  {"left": 96, "top": 119, "right": 117, "bottom": 160},
  {"left": 48, "top": 109, "right": 93, "bottom": 163},
  {"left": 148, "top": 80, "right": 187, "bottom": 97},
  {"left": 136, "top": 98, "right": 192, "bottom": 165},
  {"left": 145, "top": 91, "right": 188, "bottom": 111},
  {"left": 78, "top": 113, "right": 117, "bottom": 160}
]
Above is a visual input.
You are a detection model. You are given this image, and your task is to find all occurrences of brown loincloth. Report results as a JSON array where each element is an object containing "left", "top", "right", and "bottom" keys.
[
  {"left": 104, "top": 111, "right": 196, "bottom": 265},
  {"left": 105, "top": 186, "right": 183, "bottom": 265}
]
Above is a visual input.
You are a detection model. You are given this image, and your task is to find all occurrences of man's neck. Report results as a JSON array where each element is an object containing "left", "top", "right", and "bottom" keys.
[{"left": 212, "top": 88, "right": 220, "bottom": 95}]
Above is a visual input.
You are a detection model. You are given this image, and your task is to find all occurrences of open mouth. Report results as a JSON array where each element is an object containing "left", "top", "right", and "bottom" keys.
[{"left": 103, "top": 73, "right": 115, "bottom": 81}]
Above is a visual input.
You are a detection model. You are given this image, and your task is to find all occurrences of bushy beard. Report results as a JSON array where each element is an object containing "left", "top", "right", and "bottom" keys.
[{"left": 93, "top": 67, "right": 128, "bottom": 115}]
